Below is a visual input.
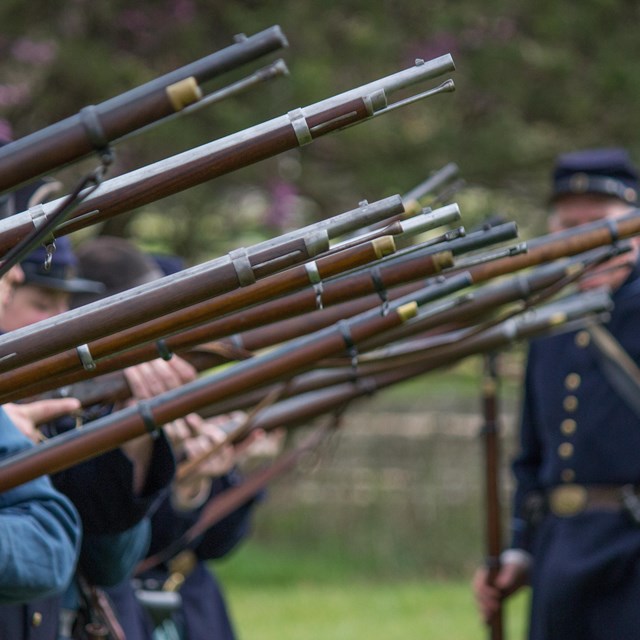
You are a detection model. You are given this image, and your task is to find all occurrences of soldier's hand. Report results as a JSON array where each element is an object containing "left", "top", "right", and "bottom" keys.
[
  {"left": 4, "top": 398, "right": 81, "bottom": 443},
  {"left": 123, "top": 355, "right": 197, "bottom": 400},
  {"left": 472, "top": 560, "right": 529, "bottom": 624}
]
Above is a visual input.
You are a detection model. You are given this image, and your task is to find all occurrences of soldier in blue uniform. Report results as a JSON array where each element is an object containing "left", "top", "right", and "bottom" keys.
[
  {"left": 0, "top": 259, "right": 83, "bottom": 639},
  {"left": 473, "top": 147, "right": 640, "bottom": 639},
  {"left": 0, "top": 181, "right": 194, "bottom": 639},
  {"left": 73, "top": 236, "right": 263, "bottom": 640}
]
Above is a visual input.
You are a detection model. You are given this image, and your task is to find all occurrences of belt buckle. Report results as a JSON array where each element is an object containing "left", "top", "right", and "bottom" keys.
[{"left": 549, "top": 484, "right": 588, "bottom": 516}]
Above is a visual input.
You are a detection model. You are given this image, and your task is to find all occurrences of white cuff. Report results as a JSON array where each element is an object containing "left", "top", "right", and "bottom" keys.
[{"left": 500, "top": 548, "right": 533, "bottom": 569}]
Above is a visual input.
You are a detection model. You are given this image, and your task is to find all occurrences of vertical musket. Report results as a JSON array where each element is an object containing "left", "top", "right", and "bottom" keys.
[{"left": 481, "top": 351, "right": 504, "bottom": 640}]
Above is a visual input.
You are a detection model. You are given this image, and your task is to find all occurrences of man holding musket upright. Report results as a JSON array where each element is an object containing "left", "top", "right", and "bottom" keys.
[{"left": 473, "top": 148, "right": 640, "bottom": 639}]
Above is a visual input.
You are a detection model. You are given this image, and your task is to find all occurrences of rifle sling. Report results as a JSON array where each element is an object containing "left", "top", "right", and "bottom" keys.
[{"left": 586, "top": 323, "right": 640, "bottom": 419}]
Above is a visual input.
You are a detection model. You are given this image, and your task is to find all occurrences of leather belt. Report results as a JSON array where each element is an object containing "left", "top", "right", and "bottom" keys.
[{"left": 547, "top": 484, "right": 640, "bottom": 517}]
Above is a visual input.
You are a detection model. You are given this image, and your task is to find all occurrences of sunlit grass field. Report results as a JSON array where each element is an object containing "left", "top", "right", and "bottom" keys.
[{"left": 215, "top": 542, "right": 529, "bottom": 640}]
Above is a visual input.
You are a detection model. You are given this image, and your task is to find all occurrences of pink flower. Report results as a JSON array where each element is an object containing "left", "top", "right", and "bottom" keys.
[{"left": 10, "top": 38, "right": 57, "bottom": 64}]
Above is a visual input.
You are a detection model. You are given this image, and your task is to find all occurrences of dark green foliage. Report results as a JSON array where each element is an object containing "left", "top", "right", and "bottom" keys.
[{"left": 2, "top": 1, "right": 638, "bottom": 261}]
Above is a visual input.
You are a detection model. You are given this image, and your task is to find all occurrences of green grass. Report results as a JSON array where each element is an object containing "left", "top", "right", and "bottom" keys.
[{"left": 214, "top": 542, "right": 529, "bottom": 640}]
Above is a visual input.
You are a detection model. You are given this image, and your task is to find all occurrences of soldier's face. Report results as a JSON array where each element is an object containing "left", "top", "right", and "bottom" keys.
[
  {"left": 549, "top": 194, "right": 638, "bottom": 291},
  {"left": 0, "top": 264, "right": 24, "bottom": 322},
  {"left": 0, "top": 284, "right": 70, "bottom": 332}
]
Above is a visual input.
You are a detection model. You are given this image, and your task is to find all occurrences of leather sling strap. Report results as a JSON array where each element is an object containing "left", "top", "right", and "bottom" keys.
[{"left": 586, "top": 323, "right": 640, "bottom": 419}]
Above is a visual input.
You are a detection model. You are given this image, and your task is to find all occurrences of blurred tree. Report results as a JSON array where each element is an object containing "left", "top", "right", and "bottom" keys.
[{"left": 1, "top": 0, "right": 639, "bottom": 261}]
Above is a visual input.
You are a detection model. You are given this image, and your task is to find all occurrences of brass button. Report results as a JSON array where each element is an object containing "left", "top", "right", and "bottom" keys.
[
  {"left": 31, "top": 611, "right": 42, "bottom": 627},
  {"left": 558, "top": 442, "right": 574, "bottom": 458},
  {"left": 561, "top": 419, "right": 577, "bottom": 435},
  {"left": 561, "top": 468, "right": 576, "bottom": 482},
  {"left": 564, "top": 373, "right": 581, "bottom": 391},
  {"left": 575, "top": 331, "right": 590, "bottom": 348},
  {"left": 563, "top": 395, "right": 578, "bottom": 412}
]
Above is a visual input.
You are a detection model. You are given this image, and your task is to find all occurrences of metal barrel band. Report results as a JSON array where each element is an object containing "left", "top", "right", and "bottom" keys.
[
  {"left": 137, "top": 401, "right": 160, "bottom": 438},
  {"left": 155, "top": 339, "right": 173, "bottom": 361},
  {"left": 79, "top": 105, "right": 109, "bottom": 150},
  {"left": 287, "top": 108, "right": 312, "bottom": 146},
  {"left": 369, "top": 265, "right": 389, "bottom": 315},
  {"left": 229, "top": 247, "right": 256, "bottom": 286}
]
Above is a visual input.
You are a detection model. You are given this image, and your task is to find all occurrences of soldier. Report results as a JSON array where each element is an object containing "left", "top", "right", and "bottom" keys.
[
  {"left": 0, "top": 180, "right": 191, "bottom": 638},
  {"left": 73, "top": 236, "right": 264, "bottom": 640},
  {"left": 0, "top": 260, "right": 83, "bottom": 637},
  {"left": 473, "top": 147, "right": 640, "bottom": 639}
]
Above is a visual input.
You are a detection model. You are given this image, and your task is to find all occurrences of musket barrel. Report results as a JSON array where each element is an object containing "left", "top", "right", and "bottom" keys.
[
  {"left": 0, "top": 54, "right": 454, "bottom": 253},
  {"left": 0, "top": 234, "right": 395, "bottom": 376},
  {"left": 0, "top": 297, "right": 416, "bottom": 491},
  {"left": 5, "top": 250, "right": 463, "bottom": 405},
  {"left": 0, "top": 26, "right": 288, "bottom": 194}
]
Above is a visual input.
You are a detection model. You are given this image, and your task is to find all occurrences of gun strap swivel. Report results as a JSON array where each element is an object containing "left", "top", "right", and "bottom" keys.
[
  {"left": 370, "top": 265, "right": 389, "bottom": 315},
  {"left": 305, "top": 261, "right": 324, "bottom": 309},
  {"left": 76, "top": 344, "right": 97, "bottom": 371},
  {"left": 337, "top": 319, "right": 359, "bottom": 376}
]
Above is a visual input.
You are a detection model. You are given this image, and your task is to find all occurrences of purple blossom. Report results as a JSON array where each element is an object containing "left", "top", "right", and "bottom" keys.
[
  {"left": 0, "top": 83, "right": 30, "bottom": 107},
  {"left": 171, "top": 0, "right": 196, "bottom": 23},
  {"left": 0, "top": 118, "right": 13, "bottom": 143},
  {"left": 406, "top": 33, "right": 460, "bottom": 64},
  {"left": 118, "top": 9, "right": 153, "bottom": 32},
  {"left": 10, "top": 38, "right": 57, "bottom": 65},
  {"left": 265, "top": 179, "right": 298, "bottom": 230}
]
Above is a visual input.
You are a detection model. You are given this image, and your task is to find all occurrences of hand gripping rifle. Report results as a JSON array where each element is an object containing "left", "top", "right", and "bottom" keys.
[
  {"left": 0, "top": 26, "right": 289, "bottom": 195},
  {"left": 0, "top": 54, "right": 455, "bottom": 255},
  {"left": 0, "top": 291, "right": 432, "bottom": 492}
]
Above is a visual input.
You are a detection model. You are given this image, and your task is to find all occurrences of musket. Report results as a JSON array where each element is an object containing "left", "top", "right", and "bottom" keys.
[
  {"left": 354, "top": 244, "right": 624, "bottom": 352},
  {"left": 164, "top": 288, "right": 615, "bottom": 484},
  {"left": 0, "top": 233, "right": 396, "bottom": 376},
  {"left": 4, "top": 215, "right": 523, "bottom": 402},
  {"left": 481, "top": 352, "right": 504, "bottom": 640},
  {"left": 0, "top": 26, "right": 289, "bottom": 194},
  {"left": 457, "top": 208, "right": 640, "bottom": 284},
  {"left": 26, "top": 244, "right": 608, "bottom": 415},
  {"left": 190, "top": 286, "right": 614, "bottom": 419},
  {"left": 0, "top": 293, "right": 427, "bottom": 492},
  {"left": 0, "top": 203, "right": 462, "bottom": 397},
  {"left": 0, "top": 54, "right": 455, "bottom": 254},
  {"left": 0, "top": 191, "right": 411, "bottom": 374}
]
